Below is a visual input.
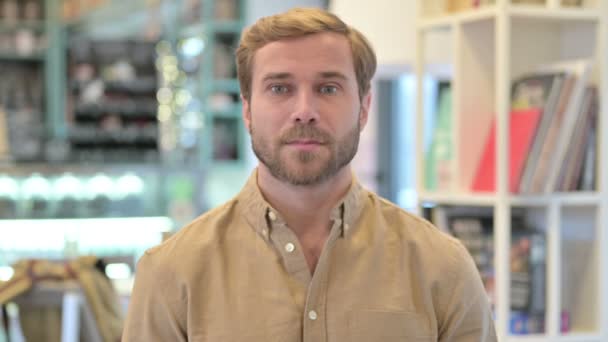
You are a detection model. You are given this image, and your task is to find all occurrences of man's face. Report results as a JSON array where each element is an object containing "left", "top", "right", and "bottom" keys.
[{"left": 242, "top": 32, "right": 371, "bottom": 186}]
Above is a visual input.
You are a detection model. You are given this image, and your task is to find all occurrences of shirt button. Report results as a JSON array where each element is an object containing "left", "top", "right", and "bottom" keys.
[
  {"left": 285, "top": 243, "right": 295, "bottom": 253},
  {"left": 268, "top": 211, "right": 277, "bottom": 221},
  {"left": 308, "top": 310, "right": 318, "bottom": 321}
]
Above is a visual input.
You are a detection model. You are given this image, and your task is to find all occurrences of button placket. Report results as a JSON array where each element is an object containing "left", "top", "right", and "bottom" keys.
[
  {"left": 302, "top": 218, "right": 343, "bottom": 342},
  {"left": 270, "top": 222, "right": 311, "bottom": 285}
]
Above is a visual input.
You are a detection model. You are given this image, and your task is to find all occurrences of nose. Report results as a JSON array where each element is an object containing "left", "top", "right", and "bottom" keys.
[{"left": 291, "top": 88, "right": 320, "bottom": 124}]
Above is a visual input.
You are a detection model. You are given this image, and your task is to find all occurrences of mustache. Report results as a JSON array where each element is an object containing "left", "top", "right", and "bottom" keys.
[{"left": 279, "top": 125, "right": 333, "bottom": 144}]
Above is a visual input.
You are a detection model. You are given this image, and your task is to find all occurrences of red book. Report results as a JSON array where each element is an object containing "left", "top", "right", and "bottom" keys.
[{"left": 472, "top": 109, "right": 543, "bottom": 193}]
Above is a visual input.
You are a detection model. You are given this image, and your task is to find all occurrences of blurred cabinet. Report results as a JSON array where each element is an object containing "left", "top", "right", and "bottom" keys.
[
  {"left": 0, "top": 0, "right": 65, "bottom": 162},
  {"left": 0, "top": 0, "right": 253, "bottom": 270},
  {"left": 171, "top": 0, "right": 250, "bottom": 208}
]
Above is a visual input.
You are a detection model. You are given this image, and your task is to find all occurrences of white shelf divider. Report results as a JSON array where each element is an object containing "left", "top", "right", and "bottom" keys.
[
  {"left": 546, "top": 202, "right": 561, "bottom": 338},
  {"left": 597, "top": 0, "right": 608, "bottom": 339}
]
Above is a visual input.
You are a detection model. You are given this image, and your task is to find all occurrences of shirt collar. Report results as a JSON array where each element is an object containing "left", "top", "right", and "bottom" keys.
[{"left": 238, "top": 169, "right": 366, "bottom": 241}]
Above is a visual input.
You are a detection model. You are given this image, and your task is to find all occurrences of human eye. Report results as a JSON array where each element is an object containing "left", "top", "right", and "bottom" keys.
[
  {"left": 269, "top": 84, "right": 290, "bottom": 94},
  {"left": 319, "top": 85, "right": 338, "bottom": 95}
]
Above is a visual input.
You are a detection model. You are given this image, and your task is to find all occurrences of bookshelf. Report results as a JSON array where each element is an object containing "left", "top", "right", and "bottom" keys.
[{"left": 415, "top": 0, "right": 607, "bottom": 340}]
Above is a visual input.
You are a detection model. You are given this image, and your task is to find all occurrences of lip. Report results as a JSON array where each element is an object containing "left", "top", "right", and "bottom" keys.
[
  {"left": 285, "top": 140, "right": 324, "bottom": 151},
  {"left": 287, "top": 140, "right": 323, "bottom": 145}
]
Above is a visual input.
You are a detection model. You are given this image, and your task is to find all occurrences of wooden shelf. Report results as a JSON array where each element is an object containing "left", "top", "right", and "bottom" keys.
[
  {"left": 510, "top": 192, "right": 600, "bottom": 206},
  {"left": 0, "top": 52, "right": 45, "bottom": 62},
  {"left": 508, "top": 333, "right": 603, "bottom": 342},
  {"left": 508, "top": 5, "right": 600, "bottom": 21},
  {"left": 418, "top": 4, "right": 599, "bottom": 32},
  {"left": 418, "top": 5, "right": 497, "bottom": 31},
  {"left": 507, "top": 335, "right": 549, "bottom": 342},
  {"left": 558, "top": 333, "right": 603, "bottom": 341},
  {"left": 419, "top": 192, "right": 600, "bottom": 207},
  {"left": 419, "top": 192, "right": 497, "bottom": 206}
]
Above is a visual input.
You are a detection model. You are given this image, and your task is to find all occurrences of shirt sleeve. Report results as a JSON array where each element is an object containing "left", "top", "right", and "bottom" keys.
[
  {"left": 122, "top": 251, "right": 187, "bottom": 342},
  {"left": 438, "top": 242, "right": 498, "bottom": 342}
]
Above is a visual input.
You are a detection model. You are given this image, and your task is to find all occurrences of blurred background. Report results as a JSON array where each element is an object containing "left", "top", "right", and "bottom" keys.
[{"left": 1, "top": 0, "right": 606, "bottom": 340}]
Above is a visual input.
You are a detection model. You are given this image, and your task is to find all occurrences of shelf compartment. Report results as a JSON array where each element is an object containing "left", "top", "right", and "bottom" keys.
[
  {"left": 559, "top": 206, "right": 600, "bottom": 335},
  {"left": 508, "top": 206, "right": 548, "bottom": 335}
]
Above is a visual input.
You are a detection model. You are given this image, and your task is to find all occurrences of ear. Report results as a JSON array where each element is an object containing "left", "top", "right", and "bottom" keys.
[
  {"left": 358, "top": 91, "right": 372, "bottom": 131},
  {"left": 241, "top": 94, "right": 252, "bottom": 133}
]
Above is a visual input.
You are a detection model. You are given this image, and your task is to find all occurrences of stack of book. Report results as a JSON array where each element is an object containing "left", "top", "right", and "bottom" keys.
[
  {"left": 471, "top": 59, "right": 597, "bottom": 194},
  {"left": 432, "top": 207, "right": 550, "bottom": 334}
]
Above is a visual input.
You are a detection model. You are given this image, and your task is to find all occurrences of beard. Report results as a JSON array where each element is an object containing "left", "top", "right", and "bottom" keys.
[{"left": 251, "top": 119, "right": 360, "bottom": 186}]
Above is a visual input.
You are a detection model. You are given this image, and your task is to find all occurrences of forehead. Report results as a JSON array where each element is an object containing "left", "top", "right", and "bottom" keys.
[{"left": 251, "top": 32, "right": 355, "bottom": 81}]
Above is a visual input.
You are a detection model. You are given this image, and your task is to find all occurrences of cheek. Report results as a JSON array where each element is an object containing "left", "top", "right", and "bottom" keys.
[{"left": 251, "top": 106, "right": 287, "bottom": 131}]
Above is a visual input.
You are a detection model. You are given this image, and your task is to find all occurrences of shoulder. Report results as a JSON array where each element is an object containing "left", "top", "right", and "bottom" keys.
[
  {"left": 364, "top": 191, "right": 468, "bottom": 264},
  {"left": 364, "top": 193, "right": 487, "bottom": 315},
  {"left": 137, "top": 197, "right": 242, "bottom": 275}
]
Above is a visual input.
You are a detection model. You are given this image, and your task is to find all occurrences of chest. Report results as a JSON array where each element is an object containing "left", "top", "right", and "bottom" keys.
[{"left": 184, "top": 235, "right": 439, "bottom": 342}]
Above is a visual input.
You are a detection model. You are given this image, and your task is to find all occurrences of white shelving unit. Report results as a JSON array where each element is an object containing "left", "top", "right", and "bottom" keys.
[{"left": 415, "top": 0, "right": 607, "bottom": 341}]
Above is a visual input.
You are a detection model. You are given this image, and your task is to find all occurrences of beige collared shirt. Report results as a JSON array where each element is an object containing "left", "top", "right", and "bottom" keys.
[{"left": 123, "top": 172, "right": 497, "bottom": 341}]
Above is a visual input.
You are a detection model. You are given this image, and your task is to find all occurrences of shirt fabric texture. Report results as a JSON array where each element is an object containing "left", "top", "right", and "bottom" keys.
[{"left": 123, "top": 171, "right": 497, "bottom": 341}]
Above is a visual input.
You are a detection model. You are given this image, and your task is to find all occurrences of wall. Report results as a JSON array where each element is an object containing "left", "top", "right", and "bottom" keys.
[{"left": 329, "top": 0, "right": 417, "bottom": 66}]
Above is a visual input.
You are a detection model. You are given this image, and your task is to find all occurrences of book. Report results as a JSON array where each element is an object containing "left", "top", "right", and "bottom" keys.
[
  {"left": 511, "top": 72, "right": 564, "bottom": 111},
  {"left": 537, "top": 59, "right": 592, "bottom": 193},
  {"left": 556, "top": 87, "right": 597, "bottom": 191},
  {"left": 518, "top": 74, "right": 566, "bottom": 193},
  {"left": 471, "top": 108, "right": 543, "bottom": 193},
  {"left": 425, "top": 85, "right": 453, "bottom": 191},
  {"left": 579, "top": 119, "right": 597, "bottom": 191}
]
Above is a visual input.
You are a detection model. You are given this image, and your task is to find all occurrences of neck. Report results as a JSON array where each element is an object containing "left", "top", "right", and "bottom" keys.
[{"left": 256, "top": 165, "right": 353, "bottom": 236}]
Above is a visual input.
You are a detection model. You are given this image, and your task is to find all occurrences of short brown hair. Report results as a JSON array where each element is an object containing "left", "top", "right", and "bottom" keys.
[{"left": 236, "top": 7, "right": 377, "bottom": 102}]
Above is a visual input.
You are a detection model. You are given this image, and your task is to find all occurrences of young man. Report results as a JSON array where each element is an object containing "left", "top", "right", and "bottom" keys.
[{"left": 123, "top": 7, "right": 497, "bottom": 341}]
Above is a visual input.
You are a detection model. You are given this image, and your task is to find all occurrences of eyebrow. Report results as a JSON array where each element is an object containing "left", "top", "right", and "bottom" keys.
[
  {"left": 319, "top": 71, "right": 348, "bottom": 81},
  {"left": 261, "top": 72, "right": 292, "bottom": 83},
  {"left": 261, "top": 71, "right": 349, "bottom": 83}
]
